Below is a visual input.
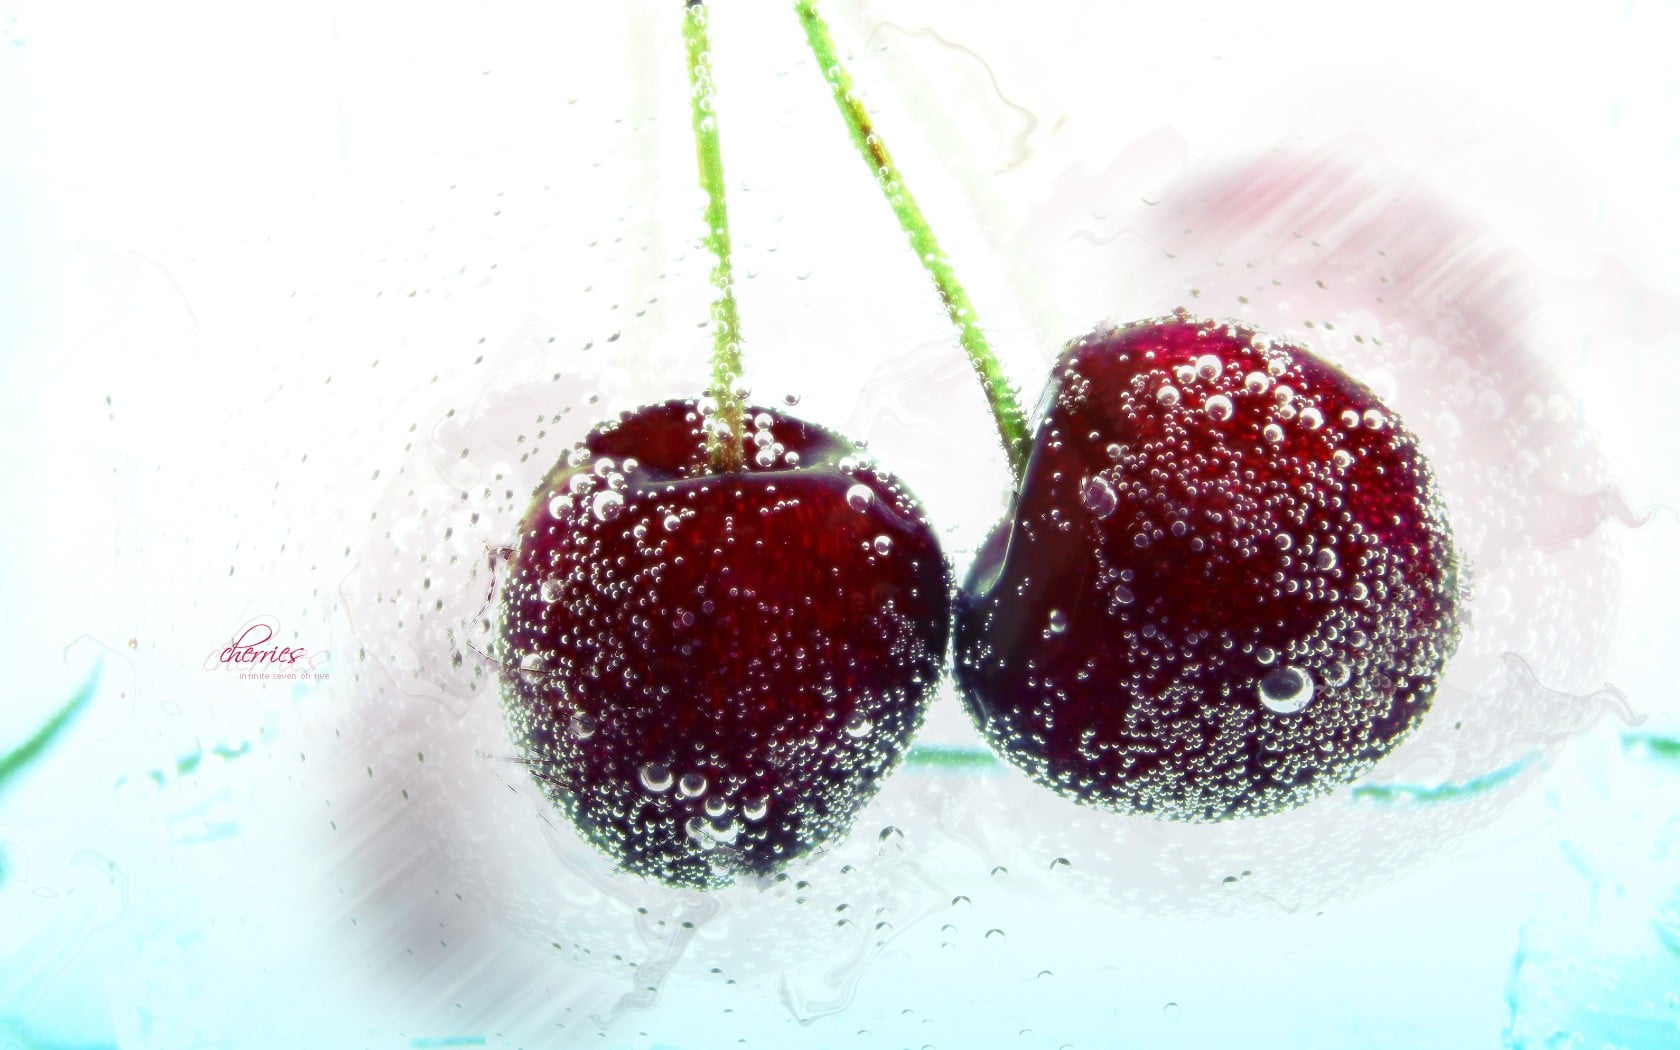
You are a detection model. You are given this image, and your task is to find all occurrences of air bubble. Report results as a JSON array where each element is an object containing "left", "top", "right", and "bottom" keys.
[
  {"left": 1332, "top": 449, "right": 1354, "bottom": 470},
  {"left": 1314, "top": 548, "right": 1338, "bottom": 571},
  {"left": 539, "top": 578, "right": 562, "bottom": 603},
  {"left": 1262, "top": 423, "right": 1285, "bottom": 443},
  {"left": 663, "top": 513, "right": 682, "bottom": 533},
  {"left": 1195, "top": 354, "right": 1223, "bottom": 380},
  {"left": 678, "top": 773, "right": 708, "bottom": 798},
  {"left": 1204, "top": 394, "right": 1234, "bottom": 422},
  {"left": 639, "top": 763, "right": 673, "bottom": 793},
  {"left": 846, "top": 484, "right": 874, "bottom": 512},
  {"left": 1156, "top": 385, "right": 1181, "bottom": 406},
  {"left": 590, "top": 490, "right": 624, "bottom": 522},
  {"left": 844, "top": 713, "right": 874, "bottom": 738},
  {"left": 1363, "top": 409, "right": 1385, "bottom": 429},
  {"left": 547, "top": 496, "right": 568, "bottom": 519},
  {"left": 1081, "top": 475, "right": 1118, "bottom": 519},
  {"left": 1046, "top": 609, "right": 1069, "bottom": 635},
  {"left": 872, "top": 535, "right": 893, "bottom": 556},
  {"left": 1244, "top": 371, "right": 1271, "bottom": 394},
  {"left": 1258, "top": 666, "right": 1315, "bottom": 714},
  {"left": 742, "top": 796, "right": 768, "bottom": 821},
  {"left": 1299, "top": 406, "right": 1324, "bottom": 430}
]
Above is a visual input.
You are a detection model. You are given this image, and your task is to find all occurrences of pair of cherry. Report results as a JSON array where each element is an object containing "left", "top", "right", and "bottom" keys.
[
  {"left": 494, "top": 4, "right": 1459, "bottom": 890},
  {"left": 496, "top": 313, "right": 1460, "bottom": 889}
]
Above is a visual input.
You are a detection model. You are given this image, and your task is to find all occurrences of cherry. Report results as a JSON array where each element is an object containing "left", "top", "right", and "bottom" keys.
[
  {"left": 954, "top": 313, "right": 1461, "bottom": 821},
  {"left": 498, "top": 399, "right": 950, "bottom": 887}
]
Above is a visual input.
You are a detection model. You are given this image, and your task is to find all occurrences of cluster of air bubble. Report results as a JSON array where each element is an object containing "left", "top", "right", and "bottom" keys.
[
  {"left": 497, "top": 399, "right": 950, "bottom": 887},
  {"left": 956, "top": 312, "right": 1460, "bottom": 821}
]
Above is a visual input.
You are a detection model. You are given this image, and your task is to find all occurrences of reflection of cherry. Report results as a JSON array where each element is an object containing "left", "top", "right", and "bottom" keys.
[
  {"left": 954, "top": 314, "right": 1461, "bottom": 820},
  {"left": 498, "top": 400, "right": 949, "bottom": 886}
]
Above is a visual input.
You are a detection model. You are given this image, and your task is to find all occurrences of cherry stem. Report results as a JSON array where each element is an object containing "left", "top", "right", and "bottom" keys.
[
  {"left": 686, "top": 0, "right": 747, "bottom": 473},
  {"left": 794, "top": 0, "right": 1030, "bottom": 482}
]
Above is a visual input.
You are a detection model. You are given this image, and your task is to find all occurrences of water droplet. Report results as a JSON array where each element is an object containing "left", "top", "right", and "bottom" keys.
[
  {"left": 1244, "top": 370, "right": 1271, "bottom": 395},
  {"left": 704, "top": 795, "right": 728, "bottom": 817},
  {"left": 639, "top": 762, "right": 673, "bottom": 793},
  {"left": 1326, "top": 661, "right": 1352, "bottom": 687},
  {"left": 846, "top": 483, "right": 874, "bottom": 512},
  {"left": 1340, "top": 409, "right": 1361, "bottom": 428},
  {"left": 1081, "top": 475, "right": 1118, "bottom": 518},
  {"left": 547, "top": 495, "right": 569, "bottom": 518},
  {"left": 1314, "top": 548, "right": 1338, "bottom": 571},
  {"left": 663, "top": 513, "right": 682, "bottom": 533},
  {"left": 1195, "top": 354, "right": 1223, "bottom": 380},
  {"left": 1263, "top": 423, "right": 1285, "bottom": 443},
  {"left": 754, "top": 447, "right": 777, "bottom": 467},
  {"left": 845, "top": 712, "right": 874, "bottom": 738},
  {"left": 1363, "top": 408, "right": 1385, "bottom": 429},
  {"left": 1174, "top": 364, "right": 1196, "bottom": 385},
  {"left": 1255, "top": 646, "right": 1277, "bottom": 665},
  {"left": 1299, "top": 406, "right": 1324, "bottom": 430},
  {"left": 1258, "top": 665, "right": 1315, "bottom": 714},
  {"left": 742, "top": 795, "right": 768, "bottom": 821},
  {"left": 1113, "top": 585, "right": 1135, "bottom": 607},
  {"left": 568, "top": 714, "right": 596, "bottom": 740},
  {"left": 678, "top": 772, "right": 708, "bottom": 798},
  {"left": 539, "top": 578, "right": 563, "bottom": 603},
  {"left": 1332, "top": 448, "right": 1354, "bottom": 470},
  {"left": 1156, "top": 384, "right": 1181, "bottom": 406},
  {"left": 872, "top": 535, "right": 893, "bottom": 556},
  {"left": 590, "top": 490, "right": 624, "bottom": 522},
  {"left": 1046, "top": 609, "right": 1068, "bottom": 635},
  {"left": 1204, "top": 394, "right": 1234, "bottom": 422}
]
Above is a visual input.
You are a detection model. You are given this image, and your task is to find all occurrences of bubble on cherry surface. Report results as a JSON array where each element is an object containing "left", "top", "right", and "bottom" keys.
[{"left": 1258, "top": 666, "right": 1315, "bottom": 715}]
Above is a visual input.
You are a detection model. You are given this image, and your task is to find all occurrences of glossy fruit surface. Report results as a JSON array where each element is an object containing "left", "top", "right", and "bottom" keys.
[
  {"left": 955, "top": 313, "right": 1460, "bottom": 820},
  {"left": 498, "top": 399, "right": 950, "bottom": 887}
]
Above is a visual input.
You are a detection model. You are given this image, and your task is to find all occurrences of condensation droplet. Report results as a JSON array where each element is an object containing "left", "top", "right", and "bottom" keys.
[
  {"left": 742, "top": 795, "right": 768, "bottom": 821},
  {"left": 1258, "top": 665, "right": 1315, "bottom": 714},
  {"left": 845, "top": 713, "right": 874, "bottom": 738},
  {"left": 678, "top": 772, "right": 708, "bottom": 798}
]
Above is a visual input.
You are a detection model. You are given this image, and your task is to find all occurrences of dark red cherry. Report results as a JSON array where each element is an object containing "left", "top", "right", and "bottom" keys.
[
  {"left": 954, "top": 313, "right": 1461, "bottom": 820},
  {"left": 498, "top": 399, "right": 950, "bottom": 888}
]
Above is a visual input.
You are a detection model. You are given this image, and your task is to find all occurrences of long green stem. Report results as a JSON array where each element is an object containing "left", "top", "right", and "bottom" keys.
[
  {"left": 794, "top": 0, "right": 1030, "bottom": 481},
  {"left": 686, "top": 0, "right": 747, "bottom": 473}
]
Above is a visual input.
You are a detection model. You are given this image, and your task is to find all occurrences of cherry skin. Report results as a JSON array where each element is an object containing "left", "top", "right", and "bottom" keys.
[
  {"left": 498, "top": 399, "right": 950, "bottom": 888},
  {"left": 955, "top": 313, "right": 1461, "bottom": 821}
]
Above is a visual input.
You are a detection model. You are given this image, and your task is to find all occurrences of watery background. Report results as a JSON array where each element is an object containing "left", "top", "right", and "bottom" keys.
[{"left": 3, "top": 1, "right": 1678, "bottom": 1047}]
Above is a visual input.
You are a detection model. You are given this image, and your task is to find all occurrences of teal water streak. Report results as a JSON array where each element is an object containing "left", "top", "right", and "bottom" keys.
[
  {"left": 410, "top": 1038, "right": 486, "bottom": 1048},
  {"left": 1350, "top": 753, "right": 1536, "bottom": 805},
  {"left": 906, "top": 745, "right": 1000, "bottom": 770},
  {"left": 0, "top": 1017, "right": 117, "bottom": 1050},
  {"left": 1621, "top": 732, "right": 1680, "bottom": 764},
  {"left": 0, "top": 664, "right": 100, "bottom": 797}
]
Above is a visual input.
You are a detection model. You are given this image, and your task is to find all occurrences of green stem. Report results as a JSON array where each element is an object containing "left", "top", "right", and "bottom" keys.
[
  {"left": 686, "top": 0, "right": 747, "bottom": 472},
  {"left": 794, "top": 0, "right": 1031, "bottom": 481}
]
